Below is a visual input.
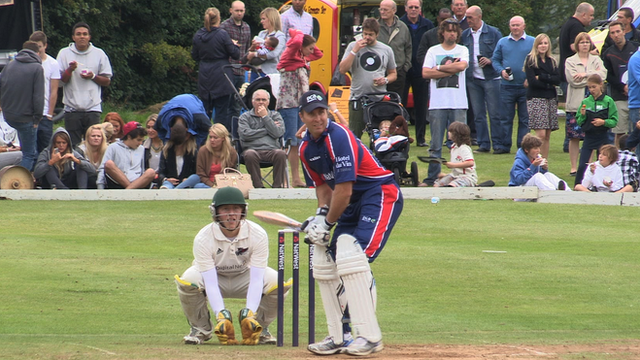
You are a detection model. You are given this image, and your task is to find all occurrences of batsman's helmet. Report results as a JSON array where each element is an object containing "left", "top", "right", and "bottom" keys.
[{"left": 209, "top": 187, "right": 248, "bottom": 220}]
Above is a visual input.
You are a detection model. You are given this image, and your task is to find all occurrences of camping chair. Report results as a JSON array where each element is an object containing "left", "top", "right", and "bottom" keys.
[{"left": 231, "top": 116, "right": 290, "bottom": 188}]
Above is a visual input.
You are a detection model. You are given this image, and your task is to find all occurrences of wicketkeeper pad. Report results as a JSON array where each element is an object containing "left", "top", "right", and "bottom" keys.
[
  {"left": 239, "top": 308, "right": 262, "bottom": 345},
  {"left": 214, "top": 309, "right": 239, "bottom": 345}
]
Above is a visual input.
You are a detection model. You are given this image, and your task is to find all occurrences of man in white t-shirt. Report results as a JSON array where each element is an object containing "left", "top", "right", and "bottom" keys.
[
  {"left": 175, "top": 187, "right": 287, "bottom": 346},
  {"left": 421, "top": 18, "right": 468, "bottom": 186},
  {"left": 339, "top": 18, "right": 397, "bottom": 138},
  {"left": 29, "top": 31, "right": 62, "bottom": 154}
]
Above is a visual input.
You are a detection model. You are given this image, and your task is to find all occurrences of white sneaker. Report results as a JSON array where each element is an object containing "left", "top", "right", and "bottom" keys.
[
  {"left": 258, "top": 328, "right": 276, "bottom": 345},
  {"left": 308, "top": 335, "right": 353, "bottom": 355},
  {"left": 183, "top": 327, "right": 212, "bottom": 345},
  {"left": 343, "top": 336, "right": 383, "bottom": 356}
]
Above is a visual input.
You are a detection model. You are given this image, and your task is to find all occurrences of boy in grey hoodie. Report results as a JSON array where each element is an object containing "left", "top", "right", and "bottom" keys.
[{"left": 0, "top": 41, "right": 44, "bottom": 171}]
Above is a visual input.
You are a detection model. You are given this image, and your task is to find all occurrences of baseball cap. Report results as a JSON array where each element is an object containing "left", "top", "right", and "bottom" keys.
[
  {"left": 122, "top": 121, "right": 142, "bottom": 137},
  {"left": 299, "top": 90, "right": 329, "bottom": 113}
]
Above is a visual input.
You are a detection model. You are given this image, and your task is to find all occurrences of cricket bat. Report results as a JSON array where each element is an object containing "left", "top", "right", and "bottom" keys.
[{"left": 252, "top": 210, "right": 304, "bottom": 231}]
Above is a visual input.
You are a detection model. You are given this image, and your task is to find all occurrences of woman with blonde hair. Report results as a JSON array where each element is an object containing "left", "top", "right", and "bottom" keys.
[
  {"left": 142, "top": 114, "right": 163, "bottom": 171},
  {"left": 192, "top": 7, "right": 241, "bottom": 131},
  {"left": 76, "top": 124, "right": 108, "bottom": 188},
  {"left": 246, "top": 7, "right": 286, "bottom": 78},
  {"left": 564, "top": 32, "right": 607, "bottom": 176},
  {"left": 524, "top": 33, "right": 561, "bottom": 159},
  {"left": 196, "top": 123, "right": 238, "bottom": 187}
]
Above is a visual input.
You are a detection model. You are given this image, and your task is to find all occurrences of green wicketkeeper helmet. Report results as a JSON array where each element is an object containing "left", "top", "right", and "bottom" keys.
[{"left": 209, "top": 187, "right": 248, "bottom": 220}]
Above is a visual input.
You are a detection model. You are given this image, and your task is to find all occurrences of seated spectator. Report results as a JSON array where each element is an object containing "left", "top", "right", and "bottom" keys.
[
  {"left": 196, "top": 123, "right": 238, "bottom": 187},
  {"left": 143, "top": 114, "right": 163, "bottom": 172},
  {"left": 575, "top": 144, "right": 624, "bottom": 192},
  {"left": 155, "top": 94, "right": 210, "bottom": 147},
  {"left": 100, "top": 122, "right": 114, "bottom": 144},
  {"left": 509, "top": 134, "right": 570, "bottom": 190},
  {"left": 76, "top": 124, "right": 108, "bottom": 188},
  {"left": 616, "top": 134, "right": 637, "bottom": 192},
  {"left": 238, "top": 89, "right": 287, "bottom": 188},
  {"left": 434, "top": 122, "right": 477, "bottom": 187},
  {"left": 33, "top": 128, "right": 94, "bottom": 189},
  {"left": 0, "top": 110, "right": 23, "bottom": 169},
  {"left": 97, "top": 122, "right": 156, "bottom": 189},
  {"left": 158, "top": 117, "right": 202, "bottom": 189},
  {"left": 104, "top": 112, "right": 125, "bottom": 143}
]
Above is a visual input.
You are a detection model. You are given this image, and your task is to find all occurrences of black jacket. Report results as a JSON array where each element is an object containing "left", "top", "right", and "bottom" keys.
[
  {"left": 600, "top": 23, "right": 640, "bottom": 60},
  {"left": 192, "top": 27, "right": 241, "bottom": 100},
  {"left": 400, "top": 14, "right": 434, "bottom": 77},
  {"left": 524, "top": 55, "right": 561, "bottom": 99},
  {"left": 157, "top": 146, "right": 198, "bottom": 183},
  {"left": 602, "top": 40, "right": 639, "bottom": 101}
]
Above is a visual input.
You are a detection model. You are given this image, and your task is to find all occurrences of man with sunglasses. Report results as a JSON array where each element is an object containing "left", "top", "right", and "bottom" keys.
[{"left": 400, "top": 0, "right": 434, "bottom": 147}]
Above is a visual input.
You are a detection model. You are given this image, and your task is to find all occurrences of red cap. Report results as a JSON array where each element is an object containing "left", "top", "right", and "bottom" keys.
[{"left": 122, "top": 121, "right": 141, "bottom": 137}]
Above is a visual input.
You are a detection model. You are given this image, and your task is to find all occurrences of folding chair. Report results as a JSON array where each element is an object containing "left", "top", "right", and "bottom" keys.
[{"left": 231, "top": 116, "right": 290, "bottom": 188}]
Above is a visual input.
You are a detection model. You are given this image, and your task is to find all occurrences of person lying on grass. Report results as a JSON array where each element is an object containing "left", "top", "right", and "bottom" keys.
[
  {"left": 433, "top": 122, "right": 477, "bottom": 187},
  {"left": 509, "top": 133, "right": 570, "bottom": 191},
  {"left": 575, "top": 144, "right": 623, "bottom": 192}
]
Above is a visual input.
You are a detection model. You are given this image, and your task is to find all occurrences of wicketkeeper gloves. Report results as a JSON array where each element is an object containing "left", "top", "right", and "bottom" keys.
[{"left": 214, "top": 309, "right": 238, "bottom": 345}]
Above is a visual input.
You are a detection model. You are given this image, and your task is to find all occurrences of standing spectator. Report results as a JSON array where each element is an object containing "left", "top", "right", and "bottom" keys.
[
  {"left": 420, "top": 19, "right": 468, "bottom": 186},
  {"left": 451, "top": 0, "right": 468, "bottom": 30},
  {"left": 378, "top": 0, "right": 412, "bottom": 106},
  {"left": 238, "top": 90, "right": 287, "bottom": 188},
  {"left": 460, "top": 6, "right": 502, "bottom": 154},
  {"left": 602, "top": 21, "right": 638, "bottom": 146},
  {"left": 400, "top": 0, "right": 434, "bottom": 147},
  {"left": 103, "top": 112, "right": 125, "bottom": 143},
  {"left": 97, "top": 122, "right": 156, "bottom": 189},
  {"left": 600, "top": 7, "right": 640, "bottom": 58},
  {"left": 629, "top": 42, "right": 640, "bottom": 159},
  {"left": 573, "top": 74, "right": 617, "bottom": 187},
  {"left": 559, "top": 3, "right": 594, "bottom": 83},
  {"left": 196, "top": 124, "right": 238, "bottom": 188},
  {"left": 246, "top": 8, "right": 286, "bottom": 77},
  {"left": 281, "top": 0, "right": 313, "bottom": 40},
  {"left": 339, "top": 18, "right": 397, "bottom": 138},
  {"left": 57, "top": 22, "right": 112, "bottom": 147},
  {"left": 0, "top": 41, "right": 43, "bottom": 171},
  {"left": 33, "top": 128, "right": 94, "bottom": 189},
  {"left": 192, "top": 7, "right": 241, "bottom": 131},
  {"left": 492, "top": 15, "right": 535, "bottom": 154},
  {"left": 524, "top": 33, "right": 561, "bottom": 159},
  {"left": 29, "top": 31, "right": 61, "bottom": 154},
  {"left": 220, "top": 1, "right": 252, "bottom": 119},
  {"left": 565, "top": 33, "right": 607, "bottom": 176},
  {"left": 277, "top": 30, "right": 323, "bottom": 188},
  {"left": 559, "top": 2, "right": 594, "bottom": 153},
  {"left": 155, "top": 94, "right": 211, "bottom": 148}
]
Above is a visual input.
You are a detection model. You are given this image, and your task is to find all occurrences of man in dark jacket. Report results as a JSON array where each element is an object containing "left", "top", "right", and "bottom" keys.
[
  {"left": 400, "top": 0, "right": 433, "bottom": 146},
  {"left": 0, "top": 41, "right": 44, "bottom": 171},
  {"left": 603, "top": 20, "right": 639, "bottom": 145},
  {"left": 461, "top": 6, "right": 502, "bottom": 153},
  {"left": 600, "top": 7, "right": 640, "bottom": 58}
]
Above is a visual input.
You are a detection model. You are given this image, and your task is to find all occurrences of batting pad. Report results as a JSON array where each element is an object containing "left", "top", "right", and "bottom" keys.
[
  {"left": 336, "top": 234, "right": 382, "bottom": 342},
  {"left": 313, "top": 244, "right": 346, "bottom": 343}
]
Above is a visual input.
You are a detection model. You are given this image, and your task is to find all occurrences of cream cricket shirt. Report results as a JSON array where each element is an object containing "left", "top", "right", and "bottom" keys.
[{"left": 193, "top": 220, "right": 269, "bottom": 275}]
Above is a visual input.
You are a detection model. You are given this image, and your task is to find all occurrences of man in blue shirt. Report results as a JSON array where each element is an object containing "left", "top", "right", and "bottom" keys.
[
  {"left": 627, "top": 49, "right": 640, "bottom": 158},
  {"left": 492, "top": 15, "right": 535, "bottom": 154},
  {"left": 297, "top": 90, "right": 403, "bottom": 356}
]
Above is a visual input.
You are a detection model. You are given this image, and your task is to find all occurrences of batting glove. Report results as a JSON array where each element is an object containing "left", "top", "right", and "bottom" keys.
[
  {"left": 214, "top": 309, "right": 238, "bottom": 345},
  {"left": 302, "top": 217, "right": 335, "bottom": 246},
  {"left": 238, "top": 308, "right": 262, "bottom": 345}
]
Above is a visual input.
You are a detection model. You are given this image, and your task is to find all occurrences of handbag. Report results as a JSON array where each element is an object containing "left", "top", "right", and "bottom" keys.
[{"left": 214, "top": 168, "right": 254, "bottom": 198}]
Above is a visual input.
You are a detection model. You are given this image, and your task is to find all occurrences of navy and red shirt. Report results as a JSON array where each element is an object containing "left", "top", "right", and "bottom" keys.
[{"left": 299, "top": 120, "right": 394, "bottom": 192}]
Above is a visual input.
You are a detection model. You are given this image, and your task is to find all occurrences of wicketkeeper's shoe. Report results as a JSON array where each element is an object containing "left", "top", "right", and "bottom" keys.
[
  {"left": 258, "top": 328, "right": 277, "bottom": 345},
  {"left": 308, "top": 336, "right": 352, "bottom": 355},
  {"left": 342, "top": 336, "right": 383, "bottom": 356},
  {"left": 183, "top": 327, "right": 212, "bottom": 345}
]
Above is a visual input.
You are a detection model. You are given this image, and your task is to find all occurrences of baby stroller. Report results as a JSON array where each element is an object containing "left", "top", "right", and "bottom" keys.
[
  {"left": 358, "top": 91, "right": 419, "bottom": 187},
  {"left": 223, "top": 64, "right": 277, "bottom": 112}
]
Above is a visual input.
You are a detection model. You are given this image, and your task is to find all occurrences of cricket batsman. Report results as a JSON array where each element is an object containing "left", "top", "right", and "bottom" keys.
[
  {"left": 298, "top": 90, "right": 404, "bottom": 356},
  {"left": 175, "top": 187, "right": 289, "bottom": 345}
]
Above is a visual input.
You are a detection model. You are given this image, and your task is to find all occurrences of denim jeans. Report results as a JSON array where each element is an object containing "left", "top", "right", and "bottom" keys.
[
  {"left": 425, "top": 108, "right": 466, "bottom": 184},
  {"left": 37, "top": 116, "right": 53, "bottom": 154},
  {"left": 500, "top": 84, "right": 529, "bottom": 151},
  {"left": 467, "top": 77, "right": 502, "bottom": 150},
  {"left": 162, "top": 174, "right": 209, "bottom": 189},
  {"left": 5, "top": 119, "right": 37, "bottom": 171}
]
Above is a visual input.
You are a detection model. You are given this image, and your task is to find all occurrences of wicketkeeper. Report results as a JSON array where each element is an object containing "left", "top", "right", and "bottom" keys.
[
  {"left": 175, "top": 186, "right": 289, "bottom": 345},
  {"left": 298, "top": 91, "right": 404, "bottom": 356}
]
